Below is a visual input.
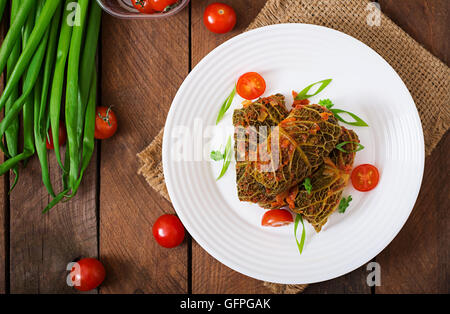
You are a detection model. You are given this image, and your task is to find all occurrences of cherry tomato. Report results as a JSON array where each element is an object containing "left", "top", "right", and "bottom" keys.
[
  {"left": 150, "top": 0, "right": 178, "bottom": 12},
  {"left": 153, "top": 214, "right": 185, "bottom": 248},
  {"left": 203, "top": 3, "right": 237, "bottom": 34},
  {"left": 70, "top": 258, "right": 106, "bottom": 292},
  {"left": 95, "top": 106, "right": 118, "bottom": 140},
  {"left": 131, "top": 0, "right": 156, "bottom": 14},
  {"left": 351, "top": 164, "right": 380, "bottom": 192},
  {"left": 236, "top": 72, "right": 266, "bottom": 100},
  {"left": 46, "top": 122, "right": 67, "bottom": 150},
  {"left": 261, "top": 209, "right": 293, "bottom": 227}
]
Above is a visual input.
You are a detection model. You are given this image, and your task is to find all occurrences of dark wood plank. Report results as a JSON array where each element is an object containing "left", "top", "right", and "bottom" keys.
[
  {"left": 375, "top": 131, "right": 449, "bottom": 293},
  {"left": 191, "top": 0, "right": 274, "bottom": 294},
  {"left": 303, "top": 266, "right": 370, "bottom": 294},
  {"left": 8, "top": 10, "right": 99, "bottom": 293},
  {"left": 191, "top": 0, "right": 267, "bottom": 67},
  {"left": 375, "top": 0, "right": 449, "bottom": 294},
  {"left": 99, "top": 11, "right": 189, "bottom": 293},
  {"left": 379, "top": 0, "right": 449, "bottom": 65},
  {"left": 9, "top": 148, "right": 98, "bottom": 294}
]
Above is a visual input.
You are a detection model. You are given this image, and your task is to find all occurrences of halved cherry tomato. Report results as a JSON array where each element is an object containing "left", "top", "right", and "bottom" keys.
[
  {"left": 131, "top": 0, "right": 156, "bottom": 14},
  {"left": 203, "top": 3, "right": 237, "bottom": 34},
  {"left": 46, "top": 122, "right": 67, "bottom": 150},
  {"left": 70, "top": 258, "right": 106, "bottom": 292},
  {"left": 351, "top": 164, "right": 380, "bottom": 192},
  {"left": 150, "top": 0, "right": 178, "bottom": 12},
  {"left": 153, "top": 214, "right": 185, "bottom": 248},
  {"left": 261, "top": 209, "right": 293, "bottom": 227},
  {"left": 95, "top": 106, "right": 118, "bottom": 140},
  {"left": 236, "top": 72, "right": 266, "bottom": 100}
]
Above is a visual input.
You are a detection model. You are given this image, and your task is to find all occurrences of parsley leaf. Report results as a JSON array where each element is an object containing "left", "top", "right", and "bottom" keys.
[
  {"left": 338, "top": 195, "right": 353, "bottom": 213},
  {"left": 319, "top": 99, "right": 334, "bottom": 109},
  {"left": 210, "top": 137, "right": 233, "bottom": 180},
  {"left": 302, "top": 178, "right": 312, "bottom": 194},
  {"left": 210, "top": 150, "right": 224, "bottom": 161}
]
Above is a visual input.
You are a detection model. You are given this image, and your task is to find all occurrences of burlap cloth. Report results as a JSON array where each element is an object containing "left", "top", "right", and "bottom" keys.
[{"left": 137, "top": 0, "right": 450, "bottom": 294}]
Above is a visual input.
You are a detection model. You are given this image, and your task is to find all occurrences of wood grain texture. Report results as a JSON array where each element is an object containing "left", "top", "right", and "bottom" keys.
[
  {"left": 375, "top": 0, "right": 449, "bottom": 294},
  {"left": 99, "top": 11, "right": 189, "bottom": 294},
  {"left": 9, "top": 148, "right": 98, "bottom": 294},
  {"left": 303, "top": 266, "right": 370, "bottom": 294},
  {"left": 191, "top": 0, "right": 267, "bottom": 67},
  {"left": 379, "top": 0, "right": 449, "bottom": 65},
  {"left": 375, "top": 132, "right": 449, "bottom": 293}
]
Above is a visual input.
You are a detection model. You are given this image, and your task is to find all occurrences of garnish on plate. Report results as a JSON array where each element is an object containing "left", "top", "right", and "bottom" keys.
[
  {"left": 295, "top": 79, "right": 332, "bottom": 100},
  {"left": 261, "top": 209, "right": 293, "bottom": 227},
  {"left": 302, "top": 177, "right": 312, "bottom": 194},
  {"left": 211, "top": 136, "right": 232, "bottom": 180},
  {"left": 351, "top": 164, "right": 380, "bottom": 192},
  {"left": 330, "top": 108, "right": 369, "bottom": 127},
  {"left": 210, "top": 150, "right": 224, "bottom": 161},
  {"left": 336, "top": 141, "right": 365, "bottom": 153},
  {"left": 236, "top": 72, "right": 266, "bottom": 100},
  {"left": 338, "top": 195, "right": 353, "bottom": 213},
  {"left": 318, "top": 98, "right": 369, "bottom": 127},
  {"left": 294, "top": 214, "right": 306, "bottom": 255},
  {"left": 216, "top": 87, "right": 236, "bottom": 125},
  {"left": 318, "top": 98, "right": 334, "bottom": 109}
]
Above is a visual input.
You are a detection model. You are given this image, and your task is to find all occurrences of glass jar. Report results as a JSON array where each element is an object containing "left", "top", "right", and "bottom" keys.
[{"left": 96, "top": 0, "right": 190, "bottom": 19}]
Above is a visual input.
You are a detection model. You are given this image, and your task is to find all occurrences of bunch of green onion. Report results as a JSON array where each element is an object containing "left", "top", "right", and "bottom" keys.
[{"left": 0, "top": 0, "right": 101, "bottom": 212}]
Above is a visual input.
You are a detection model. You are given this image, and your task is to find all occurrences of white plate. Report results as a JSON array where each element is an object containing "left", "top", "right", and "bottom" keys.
[{"left": 162, "top": 24, "right": 424, "bottom": 284}]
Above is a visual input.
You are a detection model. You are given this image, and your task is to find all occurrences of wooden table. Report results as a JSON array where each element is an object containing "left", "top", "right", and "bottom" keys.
[{"left": 0, "top": 0, "right": 448, "bottom": 294}]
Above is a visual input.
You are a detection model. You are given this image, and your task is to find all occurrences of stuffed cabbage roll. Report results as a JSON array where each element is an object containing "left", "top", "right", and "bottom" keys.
[
  {"left": 233, "top": 94, "right": 288, "bottom": 203},
  {"left": 289, "top": 128, "right": 359, "bottom": 232},
  {"left": 251, "top": 104, "right": 342, "bottom": 197}
]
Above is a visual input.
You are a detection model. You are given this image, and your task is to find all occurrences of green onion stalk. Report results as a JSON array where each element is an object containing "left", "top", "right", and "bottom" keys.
[
  {"left": 65, "top": 0, "right": 89, "bottom": 189},
  {"left": 0, "top": 0, "right": 102, "bottom": 212},
  {"left": 4, "top": 0, "right": 21, "bottom": 191}
]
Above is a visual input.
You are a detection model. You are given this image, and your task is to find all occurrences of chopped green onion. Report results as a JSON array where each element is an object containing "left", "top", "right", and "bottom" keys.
[
  {"left": 294, "top": 214, "right": 306, "bottom": 255},
  {"left": 330, "top": 108, "right": 369, "bottom": 127},
  {"left": 216, "top": 136, "right": 232, "bottom": 180},
  {"left": 216, "top": 87, "right": 236, "bottom": 125},
  {"left": 295, "top": 79, "right": 332, "bottom": 100},
  {"left": 336, "top": 141, "right": 365, "bottom": 153},
  {"left": 338, "top": 195, "right": 352, "bottom": 213}
]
